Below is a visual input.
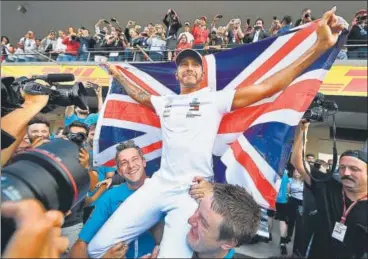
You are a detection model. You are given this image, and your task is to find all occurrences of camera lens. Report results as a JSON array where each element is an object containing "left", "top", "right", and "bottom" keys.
[
  {"left": 49, "top": 82, "right": 88, "bottom": 110},
  {"left": 67, "top": 132, "right": 87, "bottom": 147},
  {"left": 1, "top": 139, "right": 90, "bottom": 250}
]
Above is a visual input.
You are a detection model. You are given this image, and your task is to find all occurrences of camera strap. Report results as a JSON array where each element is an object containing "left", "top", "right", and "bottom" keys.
[{"left": 301, "top": 115, "right": 338, "bottom": 183}]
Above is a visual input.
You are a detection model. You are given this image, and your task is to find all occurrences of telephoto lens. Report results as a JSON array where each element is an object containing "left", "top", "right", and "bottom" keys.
[{"left": 1, "top": 138, "right": 90, "bottom": 252}]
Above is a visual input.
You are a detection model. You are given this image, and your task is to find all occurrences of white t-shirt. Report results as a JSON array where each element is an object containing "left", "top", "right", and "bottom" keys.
[
  {"left": 178, "top": 32, "right": 194, "bottom": 43},
  {"left": 151, "top": 87, "right": 235, "bottom": 182},
  {"left": 290, "top": 179, "right": 304, "bottom": 200}
]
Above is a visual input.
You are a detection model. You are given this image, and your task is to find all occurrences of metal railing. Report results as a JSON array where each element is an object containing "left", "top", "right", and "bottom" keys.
[{"left": 2, "top": 44, "right": 367, "bottom": 63}]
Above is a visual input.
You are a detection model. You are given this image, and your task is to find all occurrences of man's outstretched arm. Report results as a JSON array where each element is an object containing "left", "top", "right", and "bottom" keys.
[
  {"left": 231, "top": 7, "right": 344, "bottom": 110},
  {"left": 103, "top": 63, "right": 154, "bottom": 110}
]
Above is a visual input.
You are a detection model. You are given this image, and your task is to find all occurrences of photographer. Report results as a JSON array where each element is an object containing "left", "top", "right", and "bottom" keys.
[
  {"left": 78, "top": 27, "right": 96, "bottom": 62},
  {"left": 205, "top": 30, "right": 223, "bottom": 54},
  {"left": 60, "top": 121, "right": 90, "bottom": 254},
  {"left": 1, "top": 86, "right": 49, "bottom": 166},
  {"left": 105, "top": 30, "right": 125, "bottom": 62},
  {"left": 226, "top": 18, "right": 244, "bottom": 46},
  {"left": 295, "top": 8, "right": 315, "bottom": 27},
  {"left": 291, "top": 120, "right": 367, "bottom": 258},
  {"left": 64, "top": 82, "right": 103, "bottom": 127},
  {"left": 192, "top": 16, "right": 209, "bottom": 49},
  {"left": 163, "top": 9, "right": 182, "bottom": 61},
  {"left": 244, "top": 18, "right": 269, "bottom": 43},
  {"left": 40, "top": 30, "right": 57, "bottom": 54},
  {"left": 146, "top": 32, "right": 166, "bottom": 61},
  {"left": 347, "top": 9, "right": 367, "bottom": 60},
  {"left": 56, "top": 34, "right": 80, "bottom": 62}
]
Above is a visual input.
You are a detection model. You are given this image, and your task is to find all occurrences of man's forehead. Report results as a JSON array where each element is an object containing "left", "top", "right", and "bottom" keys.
[
  {"left": 340, "top": 156, "right": 366, "bottom": 167},
  {"left": 179, "top": 57, "right": 202, "bottom": 66},
  {"left": 117, "top": 148, "right": 140, "bottom": 159},
  {"left": 29, "top": 123, "right": 49, "bottom": 129}
]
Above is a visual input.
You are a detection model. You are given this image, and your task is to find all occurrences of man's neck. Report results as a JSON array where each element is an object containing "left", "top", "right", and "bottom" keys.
[
  {"left": 344, "top": 188, "right": 367, "bottom": 201},
  {"left": 127, "top": 176, "right": 147, "bottom": 191},
  {"left": 180, "top": 85, "right": 202, "bottom": 95},
  {"left": 196, "top": 249, "right": 229, "bottom": 258}
]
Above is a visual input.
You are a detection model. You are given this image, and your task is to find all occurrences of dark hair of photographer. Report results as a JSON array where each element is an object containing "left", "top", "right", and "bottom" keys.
[
  {"left": 291, "top": 121, "right": 368, "bottom": 259},
  {"left": 65, "top": 121, "right": 89, "bottom": 135}
]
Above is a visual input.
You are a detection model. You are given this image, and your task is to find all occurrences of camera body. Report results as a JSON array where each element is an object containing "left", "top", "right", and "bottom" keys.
[
  {"left": 67, "top": 132, "right": 87, "bottom": 147},
  {"left": 303, "top": 93, "right": 338, "bottom": 122},
  {"left": 1, "top": 75, "right": 88, "bottom": 117}
]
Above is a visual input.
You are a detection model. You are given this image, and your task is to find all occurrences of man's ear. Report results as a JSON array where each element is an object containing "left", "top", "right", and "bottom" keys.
[
  {"left": 143, "top": 158, "right": 147, "bottom": 168},
  {"left": 175, "top": 72, "right": 179, "bottom": 81},
  {"left": 219, "top": 238, "right": 237, "bottom": 251}
]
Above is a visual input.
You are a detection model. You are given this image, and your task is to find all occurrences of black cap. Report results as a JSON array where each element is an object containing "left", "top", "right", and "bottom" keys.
[
  {"left": 175, "top": 49, "right": 203, "bottom": 67},
  {"left": 340, "top": 150, "right": 367, "bottom": 163}
]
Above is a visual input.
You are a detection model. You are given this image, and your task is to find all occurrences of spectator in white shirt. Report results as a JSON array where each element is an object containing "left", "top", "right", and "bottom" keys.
[
  {"left": 147, "top": 32, "right": 166, "bottom": 61},
  {"left": 14, "top": 42, "right": 26, "bottom": 62},
  {"left": 178, "top": 22, "right": 194, "bottom": 44},
  {"left": 53, "top": 30, "right": 67, "bottom": 60},
  {"left": 20, "top": 31, "right": 38, "bottom": 62}
]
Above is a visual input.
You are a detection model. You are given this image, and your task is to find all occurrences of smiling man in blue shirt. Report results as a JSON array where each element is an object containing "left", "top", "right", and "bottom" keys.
[{"left": 69, "top": 140, "right": 158, "bottom": 258}]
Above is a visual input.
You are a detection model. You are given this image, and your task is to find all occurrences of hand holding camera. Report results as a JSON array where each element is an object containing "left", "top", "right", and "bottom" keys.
[{"left": 1, "top": 199, "right": 68, "bottom": 258}]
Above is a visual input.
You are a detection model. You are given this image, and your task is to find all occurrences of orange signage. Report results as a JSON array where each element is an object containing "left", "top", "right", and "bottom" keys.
[{"left": 1, "top": 64, "right": 367, "bottom": 97}]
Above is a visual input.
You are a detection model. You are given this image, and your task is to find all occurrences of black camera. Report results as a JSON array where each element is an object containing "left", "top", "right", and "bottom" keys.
[
  {"left": 67, "top": 132, "right": 87, "bottom": 147},
  {"left": 71, "top": 35, "right": 77, "bottom": 41},
  {"left": 1, "top": 139, "right": 90, "bottom": 251},
  {"left": 304, "top": 13, "right": 310, "bottom": 19},
  {"left": 1, "top": 74, "right": 88, "bottom": 117},
  {"left": 303, "top": 93, "right": 338, "bottom": 122}
]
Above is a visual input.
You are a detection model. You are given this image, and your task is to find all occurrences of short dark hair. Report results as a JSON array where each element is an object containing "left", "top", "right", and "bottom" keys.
[
  {"left": 211, "top": 184, "right": 260, "bottom": 246},
  {"left": 306, "top": 153, "right": 315, "bottom": 158},
  {"left": 28, "top": 117, "right": 51, "bottom": 128},
  {"left": 66, "top": 121, "right": 89, "bottom": 135},
  {"left": 282, "top": 15, "right": 293, "bottom": 25},
  {"left": 255, "top": 18, "right": 264, "bottom": 25},
  {"left": 115, "top": 140, "right": 144, "bottom": 167}
]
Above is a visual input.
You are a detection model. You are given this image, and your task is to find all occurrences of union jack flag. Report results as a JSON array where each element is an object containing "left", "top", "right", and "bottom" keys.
[{"left": 94, "top": 21, "right": 348, "bottom": 209}]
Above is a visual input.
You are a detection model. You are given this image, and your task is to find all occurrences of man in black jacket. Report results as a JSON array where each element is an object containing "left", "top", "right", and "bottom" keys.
[
  {"left": 347, "top": 11, "right": 367, "bottom": 60},
  {"left": 244, "top": 18, "right": 269, "bottom": 43},
  {"left": 163, "top": 8, "right": 182, "bottom": 60}
]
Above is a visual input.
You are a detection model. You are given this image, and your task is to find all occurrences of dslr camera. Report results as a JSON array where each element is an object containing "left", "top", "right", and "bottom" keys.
[
  {"left": 302, "top": 93, "right": 338, "bottom": 122},
  {"left": 1, "top": 138, "right": 90, "bottom": 251}
]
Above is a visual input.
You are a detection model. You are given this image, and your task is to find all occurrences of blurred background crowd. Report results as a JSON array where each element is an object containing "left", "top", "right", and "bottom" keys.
[{"left": 1, "top": 7, "right": 367, "bottom": 63}]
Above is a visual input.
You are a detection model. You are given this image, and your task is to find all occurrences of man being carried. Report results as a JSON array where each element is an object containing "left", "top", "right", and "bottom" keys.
[{"left": 88, "top": 7, "right": 345, "bottom": 258}]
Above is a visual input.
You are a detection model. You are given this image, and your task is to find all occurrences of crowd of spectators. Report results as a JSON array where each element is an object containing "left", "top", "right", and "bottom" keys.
[{"left": 1, "top": 8, "right": 367, "bottom": 63}]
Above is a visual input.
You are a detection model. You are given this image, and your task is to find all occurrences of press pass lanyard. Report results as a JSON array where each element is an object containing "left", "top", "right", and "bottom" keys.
[
  {"left": 332, "top": 191, "right": 367, "bottom": 242},
  {"left": 340, "top": 191, "right": 367, "bottom": 224}
]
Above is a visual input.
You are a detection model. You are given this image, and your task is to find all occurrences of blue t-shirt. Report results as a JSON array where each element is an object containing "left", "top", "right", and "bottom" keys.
[
  {"left": 80, "top": 184, "right": 155, "bottom": 258},
  {"left": 64, "top": 113, "right": 99, "bottom": 127},
  {"left": 276, "top": 170, "right": 290, "bottom": 204},
  {"left": 225, "top": 248, "right": 235, "bottom": 258},
  {"left": 87, "top": 166, "right": 116, "bottom": 206}
]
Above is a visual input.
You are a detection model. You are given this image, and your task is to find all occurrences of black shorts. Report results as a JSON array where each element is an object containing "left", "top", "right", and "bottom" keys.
[{"left": 275, "top": 202, "right": 288, "bottom": 221}]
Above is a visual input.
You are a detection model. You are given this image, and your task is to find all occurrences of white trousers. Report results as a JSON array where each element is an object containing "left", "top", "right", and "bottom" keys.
[{"left": 87, "top": 175, "right": 199, "bottom": 258}]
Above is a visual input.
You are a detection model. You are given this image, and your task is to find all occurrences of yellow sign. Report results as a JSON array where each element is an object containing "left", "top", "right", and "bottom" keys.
[
  {"left": 320, "top": 66, "right": 367, "bottom": 97},
  {"left": 1, "top": 64, "right": 367, "bottom": 97},
  {"left": 1, "top": 65, "right": 110, "bottom": 86}
]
